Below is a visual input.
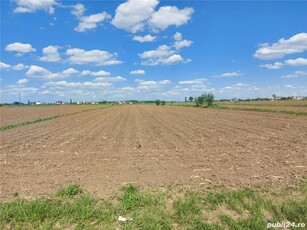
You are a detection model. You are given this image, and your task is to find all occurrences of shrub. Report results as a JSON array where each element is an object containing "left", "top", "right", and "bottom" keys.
[
  {"left": 161, "top": 101, "right": 166, "bottom": 106},
  {"left": 155, "top": 100, "right": 161, "bottom": 106}
]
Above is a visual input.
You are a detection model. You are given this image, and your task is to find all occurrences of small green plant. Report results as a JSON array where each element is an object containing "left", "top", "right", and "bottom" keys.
[
  {"left": 56, "top": 184, "right": 83, "bottom": 198},
  {"left": 155, "top": 99, "right": 161, "bottom": 106}
]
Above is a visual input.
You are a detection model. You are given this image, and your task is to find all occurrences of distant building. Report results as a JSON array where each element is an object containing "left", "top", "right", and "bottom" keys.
[{"left": 55, "top": 101, "right": 63, "bottom": 104}]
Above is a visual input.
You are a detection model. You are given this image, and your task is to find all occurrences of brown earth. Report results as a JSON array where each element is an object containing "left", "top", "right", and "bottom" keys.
[
  {"left": 0, "top": 105, "right": 306, "bottom": 199},
  {"left": 0, "top": 105, "right": 103, "bottom": 126},
  {"left": 219, "top": 104, "right": 307, "bottom": 113}
]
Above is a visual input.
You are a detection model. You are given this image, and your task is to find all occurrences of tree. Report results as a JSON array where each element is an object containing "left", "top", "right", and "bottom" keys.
[
  {"left": 195, "top": 93, "right": 215, "bottom": 107},
  {"left": 189, "top": 96, "right": 194, "bottom": 102},
  {"left": 203, "top": 93, "right": 215, "bottom": 106},
  {"left": 155, "top": 99, "right": 161, "bottom": 106},
  {"left": 195, "top": 95, "right": 205, "bottom": 107},
  {"left": 161, "top": 100, "right": 166, "bottom": 105}
]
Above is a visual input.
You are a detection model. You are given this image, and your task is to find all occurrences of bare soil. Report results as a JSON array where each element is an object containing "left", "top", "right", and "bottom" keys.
[
  {"left": 0, "top": 105, "right": 102, "bottom": 126},
  {"left": 0, "top": 105, "right": 306, "bottom": 199}
]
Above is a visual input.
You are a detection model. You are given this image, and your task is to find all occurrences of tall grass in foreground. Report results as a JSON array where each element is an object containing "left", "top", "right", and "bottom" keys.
[{"left": 1, "top": 182, "right": 306, "bottom": 229}]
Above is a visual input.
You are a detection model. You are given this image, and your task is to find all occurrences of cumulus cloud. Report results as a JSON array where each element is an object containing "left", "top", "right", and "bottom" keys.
[
  {"left": 44, "top": 80, "right": 111, "bottom": 88},
  {"left": 136, "top": 79, "right": 171, "bottom": 91},
  {"left": 282, "top": 70, "right": 307, "bottom": 79},
  {"left": 5, "top": 42, "right": 36, "bottom": 53},
  {"left": 0, "top": 62, "right": 11, "bottom": 70},
  {"left": 26, "top": 65, "right": 79, "bottom": 79},
  {"left": 112, "top": 0, "right": 159, "bottom": 33},
  {"left": 179, "top": 78, "right": 207, "bottom": 85},
  {"left": 40, "top": 45, "right": 61, "bottom": 62},
  {"left": 261, "top": 58, "right": 307, "bottom": 69},
  {"left": 112, "top": 0, "right": 193, "bottom": 33},
  {"left": 139, "top": 45, "right": 191, "bottom": 66},
  {"left": 75, "top": 12, "right": 111, "bottom": 32},
  {"left": 71, "top": 3, "right": 111, "bottom": 32},
  {"left": 13, "top": 0, "right": 58, "bottom": 14},
  {"left": 213, "top": 71, "right": 243, "bottom": 78},
  {"left": 133, "top": 34, "right": 156, "bottom": 43},
  {"left": 94, "top": 76, "right": 126, "bottom": 82},
  {"left": 17, "top": 78, "right": 29, "bottom": 84},
  {"left": 130, "top": 69, "right": 146, "bottom": 75},
  {"left": 0, "top": 62, "right": 29, "bottom": 71},
  {"left": 79, "top": 70, "right": 111, "bottom": 77},
  {"left": 254, "top": 33, "right": 307, "bottom": 60},
  {"left": 139, "top": 34, "right": 192, "bottom": 66},
  {"left": 71, "top": 3, "right": 85, "bottom": 18},
  {"left": 66, "top": 48, "right": 122, "bottom": 66},
  {"left": 149, "top": 6, "right": 194, "bottom": 31}
]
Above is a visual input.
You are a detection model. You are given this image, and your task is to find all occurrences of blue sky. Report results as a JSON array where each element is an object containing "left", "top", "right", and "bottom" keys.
[{"left": 1, "top": 0, "right": 307, "bottom": 103}]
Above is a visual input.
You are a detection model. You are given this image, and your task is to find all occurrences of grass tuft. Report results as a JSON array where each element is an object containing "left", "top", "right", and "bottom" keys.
[{"left": 0, "top": 182, "right": 306, "bottom": 229}]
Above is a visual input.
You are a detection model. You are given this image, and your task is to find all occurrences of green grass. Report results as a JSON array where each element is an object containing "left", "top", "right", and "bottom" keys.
[
  {"left": 0, "top": 105, "right": 112, "bottom": 132},
  {"left": 215, "top": 106, "right": 307, "bottom": 116},
  {"left": 1, "top": 182, "right": 306, "bottom": 229},
  {"left": 170, "top": 102, "right": 307, "bottom": 116}
]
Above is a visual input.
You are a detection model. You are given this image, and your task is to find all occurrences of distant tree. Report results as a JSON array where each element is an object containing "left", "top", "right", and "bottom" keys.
[
  {"left": 185, "top": 96, "right": 187, "bottom": 102},
  {"left": 195, "top": 95, "right": 205, "bottom": 107},
  {"left": 161, "top": 101, "right": 166, "bottom": 105},
  {"left": 189, "top": 96, "right": 194, "bottom": 102},
  {"left": 272, "top": 94, "right": 276, "bottom": 99},
  {"left": 195, "top": 93, "right": 215, "bottom": 107},
  {"left": 203, "top": 93, "right": 215, "bottom": 106},
  {"left": 155, "top": 99, "right": 161, "bottom": 106}
]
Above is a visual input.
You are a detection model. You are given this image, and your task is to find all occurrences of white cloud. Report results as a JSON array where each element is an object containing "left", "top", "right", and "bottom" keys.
[
  {"left": 13, "top": 63, "right": 29, "bottom": 70},
  {"left": 40, "top": 45, "right": 61, "bottom": 62},
  {"left": 94, "top": 76, "right": 126, "bottom": 82},
  {"left": 136, "top": 79, "right": 171, "bottom": 91},
  {"left": 1, "top": 62, "right": 29, "bottom": 71},
  {"left": 5, "top": 42, "right": 36, "bottom": 53},
  {"left": 149, "top": 6, "right": 194, "bottom": 31},
  {"left": 13, "top": 0, "right": 57, "bottom": 14},
  {"left": 112, "top": 0, "right": 193, "bottom": 33},
  {"left": 173, "top": 32, "right": 182, "bottom": 41},
  {"left": 26, "top": 65, "right": 79, "bottom": 79},
  {"left": 214, "top": 71, "right": 243, "bottom": 78},
  {"left": 261, "top": 58, "right": 307, "bottom": 69},
  {"left": 0, "top": 62, "right": 11, "bottom": 70},
  {"left": 112, "top": 0, "right": 159, "bottom": 33},
  {"left": 130, "top": 69, "right": 146, "bottom": 75},
  {"left": 139, "top": 32, "right": 192, "bottom": 65},
  {"left": 17, "top": 78, "right": 29, "bottom": 84},
  {"left": 174, "top": 39, "right": 193, "bottom": 50},
  {"left": 179, "top": 78, "right": 207, "bottom": 85},
  {"left": 139, "top": 44, "right": 191, "bottom": 65},
  {"left": 79, "top": 70, "right": 111, "bottom": 77},
  {"left": 282, "top": 70, "right": 307, "bottom": 79},
  {"left": 66, "top": 48, "right": 122, "bottom": 66},
  {"left": 44, "top": 80, "right": 111, "bottom": 88},
  {"left": 75, "top": 12, "right": 111, "bottom": 32},
  {"left": 71, "top": 3, "right": 85, "bottom": 18},
  {"left": 163, "top": 54, "right": 184, "bottom": 64},
  {"left": 133, "top": 34, "right": 156, "bottom": 43},
  {"left": 254, "top": 33, "right": 307, "bottom": 59}
]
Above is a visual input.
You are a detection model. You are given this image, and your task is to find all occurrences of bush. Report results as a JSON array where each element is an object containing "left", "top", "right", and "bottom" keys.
[
  {"left": 195, "top": 96, "right": 205, "bottom": 107},
  {"left": 161, "top": 101, "right": 166, "bottom": 106},
  {"left": 155, "top": 100, "right": 161, "bottom": 106},
  {"left": 204, "top": 93, "right": 214, "bottom": 106},
  {"left": 195, "top": 93, "right": 215, "bottom": 107}
]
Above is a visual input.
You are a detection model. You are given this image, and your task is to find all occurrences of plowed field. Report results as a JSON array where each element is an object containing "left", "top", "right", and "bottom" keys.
[
  {"left": 1, "top": 105, "right": 306, "bottom": 198},
  {"left": 0, "top": 105, "right": 103, "bottom": 126}
]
